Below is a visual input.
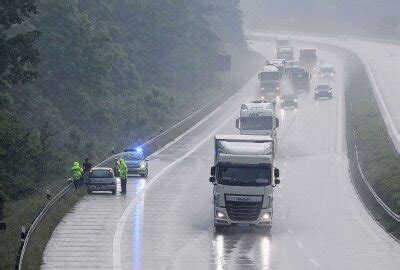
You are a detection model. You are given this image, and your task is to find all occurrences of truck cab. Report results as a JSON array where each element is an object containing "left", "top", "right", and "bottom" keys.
[
  {"left": 291, "top": 68, "right": 312, "bottom": 91},
  {"left": 277, "top": 46, "right": 294, "bottom": 61},
  {"left": 299, "top": 48, "right": 317, "bottom": 71},
  {"left": 236, "top": 100, "right": 279, "bottom": 137},
  {"left": 258, "top": 65, "right": 282, "bottom": 99},
  {"left": 210, "top": 135, "right": 280, "bottom": 231}
]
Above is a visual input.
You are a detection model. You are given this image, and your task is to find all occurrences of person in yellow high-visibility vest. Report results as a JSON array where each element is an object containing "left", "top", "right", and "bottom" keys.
[{"left": 118, "top": 159, "right": 128, "bottom": 193}]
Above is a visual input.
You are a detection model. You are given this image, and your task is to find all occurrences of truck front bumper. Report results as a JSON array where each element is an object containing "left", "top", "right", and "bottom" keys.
[{"left": 214, "top": 207, "right": 272, "bottom": 227}]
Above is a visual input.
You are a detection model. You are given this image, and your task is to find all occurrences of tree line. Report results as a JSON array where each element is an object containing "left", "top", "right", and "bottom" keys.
[{"left": 0, "top": 0, "right": 252, "bottom": 202}]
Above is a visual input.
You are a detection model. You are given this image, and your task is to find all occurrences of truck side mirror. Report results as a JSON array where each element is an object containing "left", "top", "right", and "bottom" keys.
[
  {"left": 235, "top": 118, "right": 240, "bottom": 129},
  {"left": 275, "top": 117, "right": 279, "bottom": 128},
  {"left": 209, "top": 176, "right": 215, "bottom": 183},
  {"left": 275, "top": 179, "right": 281, "bottom": 185},
  {"left": 274, "top": 168, "right": 280, "bottom": 178},
  {"left": 210, "top": 166, "right": 216, "bottom": 176}
]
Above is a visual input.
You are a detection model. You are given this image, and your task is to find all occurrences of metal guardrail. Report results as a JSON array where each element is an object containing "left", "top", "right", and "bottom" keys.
[
  {"left": 352, "top": 129, "right": 400, "bottom": 222},
  {"left": 16, "top": 90, "right": 233, "bottom": 270}
]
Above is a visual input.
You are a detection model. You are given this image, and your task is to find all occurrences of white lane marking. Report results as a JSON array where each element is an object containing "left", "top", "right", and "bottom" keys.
[
  {"left": 310, "top": 258, "right": 320, "bottom": 267},
  {"left": 336, "top": 63, "right": 344, "bottom": 153},
  {"left": 112, "top": 94, "right": 252, "bottom": 270},
  {"left": 365, "top": 63, "right": 400, "bottom": 152},
  {"left": 296, "top": 242, "right": 304, "bottom": 249}
]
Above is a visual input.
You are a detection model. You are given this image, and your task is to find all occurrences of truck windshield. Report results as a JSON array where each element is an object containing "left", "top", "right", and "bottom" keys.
[
  {"left": 259, "top": 72, "right": 280, "bottom": 80},
  {"left": 217, "top": 165, "right": 271, "bottom": 186},
  {"left": 241, "top": 116, "right": 273, "bottom": 130}
]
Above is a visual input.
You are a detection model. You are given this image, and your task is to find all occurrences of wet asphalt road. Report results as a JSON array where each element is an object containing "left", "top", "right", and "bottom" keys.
[
  {"left": 42, "top": 41, "right": 400, "bottom": 269},
  {"left": 252, "top": 30, "right": 400, "bottom": 152}
]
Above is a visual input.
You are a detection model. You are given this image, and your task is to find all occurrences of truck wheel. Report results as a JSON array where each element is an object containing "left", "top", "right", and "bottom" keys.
[
  {"left": 215, "top": 225, "right": 225, "bottom": 233},
  {"left": 86, "top": 189, "right": 92, "bottom": 194}
]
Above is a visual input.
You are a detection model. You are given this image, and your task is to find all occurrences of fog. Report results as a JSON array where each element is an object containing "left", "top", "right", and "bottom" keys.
[{"left": 240, "top": 0, "right": 400, "bottom": 38}]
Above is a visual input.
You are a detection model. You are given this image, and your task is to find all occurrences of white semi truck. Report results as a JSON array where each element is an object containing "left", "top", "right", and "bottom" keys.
[
  {"left": 209, "top": 135, "right": 280, "bottom": 232},
  {"left": 258, "top": 65, "right": 282, "bottom": 99},
  {"left": 236, "top": 100, "right": 279, "bottom": 137}
]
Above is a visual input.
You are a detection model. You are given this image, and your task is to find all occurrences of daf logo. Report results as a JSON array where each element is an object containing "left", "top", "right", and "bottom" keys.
[{"left": 237, "top": 197, "right": 250, "bottom": 201}]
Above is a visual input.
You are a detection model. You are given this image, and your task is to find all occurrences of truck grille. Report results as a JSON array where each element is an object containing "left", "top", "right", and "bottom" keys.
[{"left": 225, "top": 197, "right": 263, "bottom": 222}]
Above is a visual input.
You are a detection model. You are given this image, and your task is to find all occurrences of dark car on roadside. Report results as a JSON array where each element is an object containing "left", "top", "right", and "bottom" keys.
[
  {"left": 281, "top": 94, "right": 298, "bottom": 109},
  {"left": 86, "top": 167, "right": 117, "bottom": 195},
  {"left": 315, "top": 84, "right": 333, "bottom": 100}
]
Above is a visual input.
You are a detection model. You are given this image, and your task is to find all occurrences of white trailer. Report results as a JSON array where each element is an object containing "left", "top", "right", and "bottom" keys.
[{"left": 209, "top": 135, "right": 281, "bottom": 232}]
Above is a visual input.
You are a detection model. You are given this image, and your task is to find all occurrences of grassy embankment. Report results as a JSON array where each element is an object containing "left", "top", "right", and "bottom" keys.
[{"left": 345, "top": 53, "right": 400, "bottom": 238}]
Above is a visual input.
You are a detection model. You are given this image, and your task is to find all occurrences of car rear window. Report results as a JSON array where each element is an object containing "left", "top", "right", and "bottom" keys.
[{"left": 90, "top": 169, "right": 113, "bottom": 178}]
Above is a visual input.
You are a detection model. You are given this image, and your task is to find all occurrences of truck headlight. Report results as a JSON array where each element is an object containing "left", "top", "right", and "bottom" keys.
[
  {"left": 140, "top": 162, "right": 146, "bottom": 168},
  {"left": 261, "top": 213, "right": 271, "bottom": 220},
  {"left": 261, "top": 87, "right": 265, "bottom": 90},
  {"left": 276, "top": 86, "right": 280, "bottom": 90},
  {"left": 216, "top": 211, "right": 225, "bottom": 219}
]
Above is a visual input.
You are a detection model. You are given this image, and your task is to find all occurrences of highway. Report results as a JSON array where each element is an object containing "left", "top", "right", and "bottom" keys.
[
  {"left": 42, "top": 40, "right": 400, "bottom": 269},
  {"left": 251, "top": 30, "right": 400, "bottom": 153}
]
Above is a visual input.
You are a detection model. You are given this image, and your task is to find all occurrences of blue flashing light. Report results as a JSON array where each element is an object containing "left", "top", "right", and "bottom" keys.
[{"left": 135, "top": 147, "right": 143, "bottom": 153}]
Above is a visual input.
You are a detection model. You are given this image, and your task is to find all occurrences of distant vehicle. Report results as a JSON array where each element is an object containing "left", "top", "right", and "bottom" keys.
[
  {"left": 277, "top": 46, "right": 294, "bottom": 60},
  {"left": 285, "top": 61, "right": 301, "bottom": 79},
  {"left": 319, "top": 64, "right": 335, "bottom": 80},
  {"left": 299, "top": 48, "right": 317, "bottom": 71},
  {"left": 276, "top": 38, "right": 291, "bottom": 48},
  {"left": 123, "top": 148, "right": 149, "bottom": 177},
  {"left": 210, "top": 135, "right": 280, "bottom": 232},
  {"left": 258, "top": 65, "right": 282, "bottom": 99},
  {"left": 236, "top": 100, "right": 279, "bottom": 137},
  {"left": 266, "top": 59, "right": 286, "bottom": 76},
  {"left": 281, "top": 94, "right": 298, "bottom": 109},
  {"left": 291, "top": 68, "right": 311, "bottom": 91},
  {"left": 86, "top": 167, "right": 116, "bottom": 195},
  {"left": 315, "top": 84, "right": 333, "bottom": 99}
]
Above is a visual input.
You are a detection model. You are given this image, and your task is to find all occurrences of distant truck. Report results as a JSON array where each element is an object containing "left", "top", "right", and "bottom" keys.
[
  {"left": 210, "top": 135, "right": 280, "bottom": 231},
  {"left": 285, "top": 60, "right": 301, "bottom": 78},
  {"left": 236, "top": 100, "right": 279, "bottom": 137},
  {"left": 276, "top": 38, "right": 291, "bottom": 48},
  {"left": 266, "top": 59, "right": 286, "bottom": 76},
  {"left": 277, "top": 46, "right": 294, "bottom": 61},
  {"left": 258, "top": 65, "right": 282, "bottom": 98},
  {"left": 291, "top": 68, "right": 311, "bottom": 91},
  {"left": 299, "top": 48, "right": 317, "bottom": 71}
]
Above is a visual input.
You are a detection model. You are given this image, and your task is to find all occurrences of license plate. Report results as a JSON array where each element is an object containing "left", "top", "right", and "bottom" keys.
[{"left": 237, "top": 223, "right": 249, "bottom": 227}]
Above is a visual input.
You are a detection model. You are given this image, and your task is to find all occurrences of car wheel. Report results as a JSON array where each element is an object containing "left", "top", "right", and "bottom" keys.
[{"left": 141, "top": 168, "right": 148, "bottom": 178}]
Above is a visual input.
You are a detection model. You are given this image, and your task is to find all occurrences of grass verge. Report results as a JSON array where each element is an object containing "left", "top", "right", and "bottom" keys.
[{"left": 345, "top": 52, "right": 400, "bottom": 238}]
